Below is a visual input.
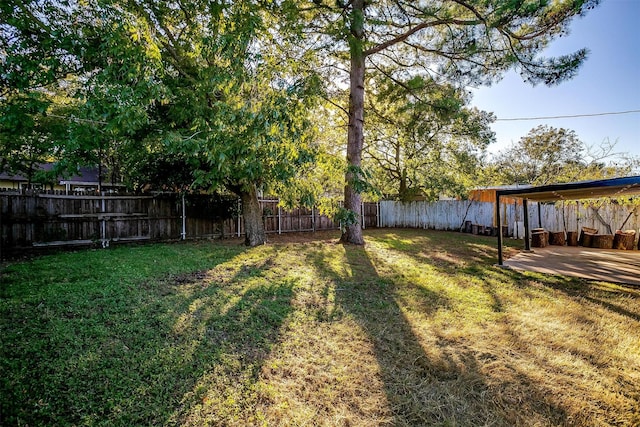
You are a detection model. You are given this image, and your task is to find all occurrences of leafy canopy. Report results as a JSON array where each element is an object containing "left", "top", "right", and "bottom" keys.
[
  {"left": 491, "top": 125, "right": 639, "bottom": 186},
  {"left": 1, "top": 0, "right": 322, "bottom": 198},
  {"left": 364, "top": 73, "right": 495, "bottom": 201},
  {"left": 296, "top": 0, "right": 599, "bottom": 243}
]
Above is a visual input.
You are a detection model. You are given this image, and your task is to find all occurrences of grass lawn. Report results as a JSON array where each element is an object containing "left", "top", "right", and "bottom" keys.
[{"left": 1, "top": 229, "right": 638, "bottom": 426}]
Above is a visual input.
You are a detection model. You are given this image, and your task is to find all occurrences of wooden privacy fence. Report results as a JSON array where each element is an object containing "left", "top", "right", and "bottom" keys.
[
  {"left": 379, "top": 200, "right": 640, "bottom": 243},
  {"left": 3, "top": 190, "right": 637, "bottom": 256},
  {"left": 0, "top": 191, "right": 379, "bottom": 257}
]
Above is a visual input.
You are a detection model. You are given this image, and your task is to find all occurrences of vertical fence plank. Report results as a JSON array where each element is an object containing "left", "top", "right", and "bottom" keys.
[
  {"left": 377, "top": 200, "right": 640, "bottom": 239},
  {"left": 3, "top": 191, "right": 636, "bottom": 255}
]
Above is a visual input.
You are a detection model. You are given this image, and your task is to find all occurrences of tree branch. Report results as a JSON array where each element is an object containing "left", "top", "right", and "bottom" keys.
[{"left": 364, "top": 17, "right": 479, "bottom": 57}]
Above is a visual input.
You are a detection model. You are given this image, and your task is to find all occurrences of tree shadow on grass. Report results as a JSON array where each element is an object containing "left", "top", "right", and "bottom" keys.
[
  {"left": 164, "top": 272, "right": 296, "bottom": 425},
  {"left": 338, "top": 246, "right": 475, "bottom": 425},
  {"left": 529, "top": 275, "right": 640, "bottom": 323},
  {"left": 370, "top": 230, "right": 528, "bottom": 315},
  {"left": 0, "top": 246, "right": 296, "bottom": 426},
  {"left": 375, "top": 229, "right": 514, "bottom": 266},
  {"left": 420, "top": 247, "right": 639, "bottom": 425},
  {"left": 363, "top": 230, "right": 640, "bottom": 425},
  {"left": 306, "top": 243, "right": 561, "bottom": 426}
]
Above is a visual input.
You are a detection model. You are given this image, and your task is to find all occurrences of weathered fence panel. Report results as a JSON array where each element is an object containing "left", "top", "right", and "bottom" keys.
[
  {"left": 3, "top": 189, "right": 638, "bottom": 256},
  {"left": 379, "top": 200, "right": 640, "bottom": 243},
  {"left": 535, "top": 202, "right": 640, "bottom": 235},
  {"left": 379, "top": 200, "right": 495, "bottom": 231},
  {"left": 1, "top": 191, "right": 378, "bottom": 256},
  {"left": 0, "top": 193, "right": 178, "bottom": 252}
]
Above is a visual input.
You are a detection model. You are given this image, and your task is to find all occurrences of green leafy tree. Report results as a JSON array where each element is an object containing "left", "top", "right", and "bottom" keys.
[
  {"left": 0, "top": 94, "right": 49, "bottom": 183},
  {"left": 364, "top": 74, "right": 494, "bottom": 201},
  {"left": 0, "top": 0, "right": 86, "bottom": 184},
  {"left": 2, "top": 1, "right": 320, "bottom": 246},
  {"left": 92, "top": 1, "right": 321, "bottom": 245},
  {"left": 274, "top": 102, "right": 349, "bottom": 214},
  {"left": 491, "top": 125, "right": 637, "bottom": 185},
  {"left": 0, "top": 91, "right": 72, "bottom": 188},
  {"left": 302, "top": 0, "right": 600, "bottom": 244}
]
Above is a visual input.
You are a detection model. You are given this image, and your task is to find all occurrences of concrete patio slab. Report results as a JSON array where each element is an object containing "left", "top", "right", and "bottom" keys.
[{"left": 503, "top": 245, "right": 640, "bottom": 286}]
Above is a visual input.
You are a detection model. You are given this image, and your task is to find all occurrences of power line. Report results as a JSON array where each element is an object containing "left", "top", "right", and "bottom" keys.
[{"left": 495, "top": 109, "right": 640, "bottom": 122}]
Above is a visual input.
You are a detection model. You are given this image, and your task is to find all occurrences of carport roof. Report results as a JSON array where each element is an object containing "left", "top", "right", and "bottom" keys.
[{"left": 495, "top": 175, "right": 640, "bottom": 202}]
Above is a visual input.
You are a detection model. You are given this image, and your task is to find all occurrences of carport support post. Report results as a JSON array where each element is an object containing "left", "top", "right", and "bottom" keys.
[
  {"left": 537, "top": 202, "right": 542, "bottom": 229},
  {"left": 496, "top": 192, "right": 504, "bottom": 265},
  {"left": 523, "top": 198, "right": 531, "bottom": 251}
]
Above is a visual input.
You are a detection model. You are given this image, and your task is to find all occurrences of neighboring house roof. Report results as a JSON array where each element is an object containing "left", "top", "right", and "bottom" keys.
[
  {"left": 0, "top": 172, "right": 28, "bottom": 182},
  {"left": 0, "top": 162, "right": 56, "bottom": 182},
  {"left": 59, "top": 166, "right": 104, "bottom": 185},
  {"left": 1, "top": 163, "right": 124, "bottom": 187}
]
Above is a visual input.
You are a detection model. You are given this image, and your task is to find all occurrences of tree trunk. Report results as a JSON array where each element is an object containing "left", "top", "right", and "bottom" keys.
[
  {"left": 398, "top": 168, "right": 409, "bottom": 201},
  {"left": 592, "top": 234, "right": 614, "bottom": 249},
  {"left": 548, "top": 231, "right": 565, "bottom": 246},
  {"left": 239, "top": 184, "right": 266, "bottom": 247},
  {"left": 340, "top": 0, "right": 365, "bottom": 245},
  {"left": 613, "top": 230, "right": 636, "bottom": 250},
  {"left": 579, "top": 226, "right": 597, "bottom": 246},
  {"left": 531, "top": 230, "right": 547, "bottom": 248},
  {"left": 566, "top": 231, "right": 578, "bottom": 246}
]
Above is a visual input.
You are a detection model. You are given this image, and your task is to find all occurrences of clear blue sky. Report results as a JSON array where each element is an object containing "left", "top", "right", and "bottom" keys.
[{"left": 471, "top": 0, "right": 640, "bottom": 158}]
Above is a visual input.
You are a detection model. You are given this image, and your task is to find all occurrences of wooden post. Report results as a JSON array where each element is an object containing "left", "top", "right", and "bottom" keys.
[
  {"left": 148, "top": 198, "right": 153, "bottom": 240},
  {"left": 496, "top": 192, "right": 503, "bottom": 265},
  {"left": 523, "top": 199, "right": 531, "bottom": 251},
  {"left": 237, "top": 199, "right": 241, "bottom": 237},
  {"left": 278, "top": 205, "right": 282, "bottom": 235},
  {"left": 181, "top": 193, "right": 186, "bottom": 240},
  {"left": 537, "top": 202, "right": 542, "bottom": 229},
  {"left": 101, "top": 194, "right": 108, "bottom": 248}
]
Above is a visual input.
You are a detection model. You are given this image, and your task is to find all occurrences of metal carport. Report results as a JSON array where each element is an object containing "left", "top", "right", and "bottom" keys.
[{"left": 495, "top": 175, "right": 640, "bottom": 266}]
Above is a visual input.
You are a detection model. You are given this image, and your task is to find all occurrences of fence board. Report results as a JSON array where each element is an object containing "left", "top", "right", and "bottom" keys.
[
  {"left": 1, "top": 193, "right": 371, "bottom": 256},
  {"left": 8, "top": 192, "right": 636, "bottom": 255},
  {"left": 379, "top": 200, "right": 640, "bottom": 246}
]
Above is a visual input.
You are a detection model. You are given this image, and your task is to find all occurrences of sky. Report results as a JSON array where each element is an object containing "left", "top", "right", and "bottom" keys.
[{"left": 471, "top": 0, "right": 640, "bottom": 158}]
